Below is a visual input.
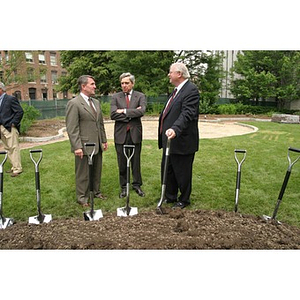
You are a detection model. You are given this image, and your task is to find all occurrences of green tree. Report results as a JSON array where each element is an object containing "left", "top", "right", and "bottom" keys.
[
  {"left": 58, "top": 50, "right": 174, "bottom": 96},
  {"left": 175, "top": 50, "right": 224, "bottom": 111},
  {"left": 230, "top": 51, "right": 300, "bottom": 108}
]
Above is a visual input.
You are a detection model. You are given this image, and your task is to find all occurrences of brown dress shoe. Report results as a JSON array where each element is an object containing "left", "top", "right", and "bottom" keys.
[
  {"left": 11, "top": 172, "right": 22, "bottom": 177},
  {"left": 95, "top": 193, "right": 107, "bottom": 200}
]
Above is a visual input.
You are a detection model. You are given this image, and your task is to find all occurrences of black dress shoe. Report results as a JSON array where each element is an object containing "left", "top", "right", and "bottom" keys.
[
  {"left": 119, "top": 189, "right": 126, "bottom": 198},
  {"left": 134, "top": 187, "right": 145, "bottom": 197},
  {"left": 173, "top": 201, "right": 190, "bottom": 209}
]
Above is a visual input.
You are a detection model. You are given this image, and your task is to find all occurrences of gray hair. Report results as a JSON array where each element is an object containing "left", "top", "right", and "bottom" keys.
[
  {"left": 0, "top": 82, "right": 6, "bottom": 91},
  {"left": 119, "top": 72, "right": 135, "bottom": 84},
  {"left": 77, "top": 75, "right": 95, "bottom": 91},
  {"left": 171, "top": 62, "right": 190, "bottom": 79}
]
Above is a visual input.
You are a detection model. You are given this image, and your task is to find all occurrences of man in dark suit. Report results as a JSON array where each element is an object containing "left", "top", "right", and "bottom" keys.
[
  {"left": 111, "top": 73, "right": 147, "bottom": 198},
  {"left": 158, "top": 63, "right": 200, "bottom": 209},
  {"left": 0, "top": 82, "right": 24, "bottom": 177},
  {"left": 66, "top": 75, "right": 108, "bottom": 207}
]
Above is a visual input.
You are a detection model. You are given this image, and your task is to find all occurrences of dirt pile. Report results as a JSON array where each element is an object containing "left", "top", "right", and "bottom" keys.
[{"left": 1, "top": 209, "right": 300, "bottom": 249}]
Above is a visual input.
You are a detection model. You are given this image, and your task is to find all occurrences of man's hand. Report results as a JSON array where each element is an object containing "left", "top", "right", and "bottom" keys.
[
  {"left": 165, "top": 128, "right": 176, "bottom": 139},
  {"left": 103, "top": 142, "right": 108, "bottom": 151},
  {"left": 74, "top": 148, "right": 83, "bottom": 159},
  {"left": 116, "top": 109, "right": 125, "bottom": 114}
]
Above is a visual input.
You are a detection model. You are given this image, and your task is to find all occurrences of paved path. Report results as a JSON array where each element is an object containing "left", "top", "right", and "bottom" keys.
[{"left": 2, "top": 118, "right": 261, "bottom": 150}]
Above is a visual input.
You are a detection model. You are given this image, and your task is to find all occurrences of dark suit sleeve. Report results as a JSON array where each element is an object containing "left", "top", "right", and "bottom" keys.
[
  {"left": 110, "top": 95, "right": 129, "bottom": 122},
  {"left": 11, "top": 97, "right": 24, "bottom": 127},
  {"left": 126, "top": 93, "right": 147, "bottom": 118}
]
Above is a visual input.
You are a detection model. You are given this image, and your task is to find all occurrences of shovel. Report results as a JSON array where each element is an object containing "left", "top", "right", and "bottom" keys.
[
  {"left": 156, "top": 138, "right": 171, "bottom": 214},
  {"left": 28, "top": 149, "right": 52, "bottom": 224},
  {"left": 117, "top": 145, "right": 138, "bottom": 217},
  {"left": 263, "top": 147, "right": 300, "bottom": 224},
  {"left": 83, "top": 143, "right": 103, "bottom": 221},
  {"left": 234, "top": 149, "right": 247, "bottom": 213},
  {"left": 0, "top": 151, "right": 14, "bottom": 229}
]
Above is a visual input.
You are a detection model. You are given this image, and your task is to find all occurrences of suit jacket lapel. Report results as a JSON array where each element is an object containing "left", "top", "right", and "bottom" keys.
[{"left": 79, "top": 95, "right": 97, "bottom": 119}]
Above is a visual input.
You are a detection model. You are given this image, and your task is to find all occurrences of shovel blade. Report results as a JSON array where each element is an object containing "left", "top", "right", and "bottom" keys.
[
  {"left": 117, "top": 206, "right": 138, "bottom": 217},
  {"left": 0, "top": 217, "right": 14, "bottom": 230},
  {"left": 83, "top": 209, "right": 103, "bottom": 221},
  {"left": 29, "top": 214, "right": 52, "bottom": 224}
]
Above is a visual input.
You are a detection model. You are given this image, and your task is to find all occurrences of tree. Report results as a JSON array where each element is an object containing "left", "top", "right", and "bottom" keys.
[
  {"left": 58, "top": 50, "right": 174, "bottom": 96},
  {"left": 175, "top": 50, "right": 224, "bottom": 111},
  {"left": 230, "top": 51, "right": 300, "bottom": 108}
]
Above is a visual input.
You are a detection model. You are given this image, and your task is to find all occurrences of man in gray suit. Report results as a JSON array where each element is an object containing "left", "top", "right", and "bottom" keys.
[
  {"left": 66, "top": 75, "right": 108, "bottom": 207},
  {"left": 111, "top": 73, "right": 147, "bottom": 198}
]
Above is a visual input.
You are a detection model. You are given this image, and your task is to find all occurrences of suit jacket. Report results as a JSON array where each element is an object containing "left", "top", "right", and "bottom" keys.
[
  {"left": 110, "top": 90, "right": 147, "bottom": 144},
  {"left": 158, "top": 80, "right": 200, "bottom": 155},
  {"left": 0, "top": 94, "right": 24, "bottom": 132},
  {"left": 66, "top": 95, "right": 107, "bottom": 155}
]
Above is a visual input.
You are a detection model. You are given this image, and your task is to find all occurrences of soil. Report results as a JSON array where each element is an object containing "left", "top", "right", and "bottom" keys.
[{"left": 2, "top": 115, "right": 300, "bottom": 250}]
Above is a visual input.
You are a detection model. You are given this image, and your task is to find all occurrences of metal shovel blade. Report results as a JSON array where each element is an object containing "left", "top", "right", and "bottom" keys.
[
  {"left": 0, "top": 217, "right": 14, "bottom": 229},
  {"left": 117, "top": 206, "right": 138, "bottom": 217},
  {"left": 29, "top": 214, "right": 52, "bottom": 225},
  {"left": 83, "top": 209, "right": 103, "bottom": 221}
]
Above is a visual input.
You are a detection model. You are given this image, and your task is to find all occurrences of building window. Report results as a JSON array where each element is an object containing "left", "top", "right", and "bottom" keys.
[
  {"left": 29, "top": 88, "right": 36, "bottom": 100},
  {"left": 25, "top": 52, "right": 33, "bottom": 63},
  {"left": 40, "top": 73, "right": 47, "bottom": 83},
  {"left": 14, "top": 91, "right": 22, "bottom": 101},
  {"left": 51, "top": 71, "right": 58, "bottom": 84},
  {"left": 27, "top": 68, "right": 35, "bottom": 82},
  {"left": 38, "top": 53, "right": 45, "bottom": 64},
  {"left": 50, "top": 52, "right": 57, "bottom": 66},
  {"left": 42, "top": 88, "right": 48, "bottom": 100},
  {"left": 53, "top": 89, "right": 57, "bottom": 100}
]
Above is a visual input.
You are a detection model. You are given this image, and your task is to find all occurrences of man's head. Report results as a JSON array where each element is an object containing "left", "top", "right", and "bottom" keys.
[
  {"left": 168, "top": 62, "right": 190, "bottom": 87},
  {"left": 0, "top": 82, "right": 6, "bottom": 96},
  {"left": 119, "top": 73, "right": 135, "bottom": 94},
  {"left": 78, "top": 75, "right": 96, "bottom": 97}
]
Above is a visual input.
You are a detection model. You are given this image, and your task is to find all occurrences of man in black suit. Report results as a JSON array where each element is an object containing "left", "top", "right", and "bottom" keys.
[
  {"left": 111, "top": 73, "right": 147, "bottom": 198},
  {"left": 0, "top": 82, "right": 24, "bottom": 177},
  {"left": 158, "top": 62, "right": 200, "bottom": 209}
]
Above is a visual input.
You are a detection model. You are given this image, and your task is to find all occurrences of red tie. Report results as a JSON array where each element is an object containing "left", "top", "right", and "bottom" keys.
[
  {"left": 126, "top": 93, "right": 130, "bottom": 108},
  {"left": 126, "top": 93, "right": 130, "bottom": 131},
  {"left": 160, "top": 88, "right": 177, "bottom": 134}
]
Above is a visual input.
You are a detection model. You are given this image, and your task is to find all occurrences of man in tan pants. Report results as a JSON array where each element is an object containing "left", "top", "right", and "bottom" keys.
[{"left": 0, "top": 82, "right": 23, "bottom": 177}]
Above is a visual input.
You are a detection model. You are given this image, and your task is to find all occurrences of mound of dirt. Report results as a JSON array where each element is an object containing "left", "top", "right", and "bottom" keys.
[{"left": 1, "top": 209, "right": 300, "bottom": 249}]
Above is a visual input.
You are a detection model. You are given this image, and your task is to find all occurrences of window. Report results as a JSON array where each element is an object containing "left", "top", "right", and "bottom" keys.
[
  {"left": 50, "top": 52, "right": 57, "bottom": 66},
  {"left": 38, "top": 53, "right": 45, "bottom": 64},
  {"left": 14, "top": 91, "right": 22, "bottom": 101},
  {"left": 25, "top": 52, "right": 33, "bottom": 63},
  {"left": 42, "top": 88, "right": 48, "bottom": 100},
  {"left": 53, "top": 89, "right": 57, "bottom": 100},
  {"left": 27, "top": 68, "right": 35, "bottom": 82},
  {"left": 40, "top": 73, "right": 47, "bottom": 83},
  {"left": 29, "top": 88, "right": 36, "bottom": 100},
  {"left": 51, "top": 71, "right": 58, "bottom": 84}
]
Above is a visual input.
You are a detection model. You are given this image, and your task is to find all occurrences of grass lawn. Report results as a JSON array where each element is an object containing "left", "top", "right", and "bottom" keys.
[{"left": 2, "top": 120, "right": 300, "bottom": 226}]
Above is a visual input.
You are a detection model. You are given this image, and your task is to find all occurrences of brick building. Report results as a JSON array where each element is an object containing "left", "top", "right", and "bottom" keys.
[{"left": 0, "top": 50, "right": 73, "bottom": 101}]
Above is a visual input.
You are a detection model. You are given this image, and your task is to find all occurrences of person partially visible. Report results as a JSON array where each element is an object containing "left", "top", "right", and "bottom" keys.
[
  {"left": 0, "top": 82, "right": 24, "bottom": 177},
  {"left": 66, "top": 75, "right": 108, "bottom": 207},
  {"left": 110, "top": 73, "right": 147, "bottom": 198},
  {"left": 158, "top": 62, "right": 200, "bottom": 209}
]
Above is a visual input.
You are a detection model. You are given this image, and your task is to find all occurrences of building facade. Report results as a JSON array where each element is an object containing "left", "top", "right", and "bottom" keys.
[{"left": 0, "top": 50, "right": 72, "bottom": 101}]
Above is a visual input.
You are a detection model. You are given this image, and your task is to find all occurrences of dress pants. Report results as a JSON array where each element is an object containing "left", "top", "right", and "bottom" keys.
[
  {"left": 115, "top": 131, "right": 142, "bottom": 189},
  {"left": 0, "top": 125, "right": 22, "bottom": 173},
  {"left": 75, "top": 150, "right": 102, "bottom": 204},
  {"left": 162, "top": 152, "right": 195, "bottom": 204}
]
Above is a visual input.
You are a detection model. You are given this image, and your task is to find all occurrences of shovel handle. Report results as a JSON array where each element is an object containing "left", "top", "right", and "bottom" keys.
[{"left": 289, "top": 147, "right": 300, "bottom": 153}]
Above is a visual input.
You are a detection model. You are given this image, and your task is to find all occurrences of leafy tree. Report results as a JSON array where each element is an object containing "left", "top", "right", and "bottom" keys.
[
  {"left": 59, "top": 51, "right": 113, "bottom": 95},
  {"left": 230, "top": 51, "right": 300, "bottom": 108},
  {"left": 58, "top": 50, "right": 174, "bottom": 96},
  {"left": 175, "top": 50, "right": 224, "bottom": 111}
]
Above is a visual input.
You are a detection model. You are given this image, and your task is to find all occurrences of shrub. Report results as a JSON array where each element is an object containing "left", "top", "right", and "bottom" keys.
[{"left": 20, "top": 103, "right": 41, "bottom": 134}]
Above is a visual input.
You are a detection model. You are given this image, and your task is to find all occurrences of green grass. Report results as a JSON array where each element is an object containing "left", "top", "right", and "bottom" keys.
[{"left": 2, "top": 121, "right": 300, "bottom": 227}]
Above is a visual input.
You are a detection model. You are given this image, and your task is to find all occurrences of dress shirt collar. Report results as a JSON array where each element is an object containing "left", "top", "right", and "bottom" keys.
[
  {"left": 175, "top": 79, "right": 188, "bottom": 94},
  {"left": 80, "top": 92, "right": 90, "bottom": 104}
]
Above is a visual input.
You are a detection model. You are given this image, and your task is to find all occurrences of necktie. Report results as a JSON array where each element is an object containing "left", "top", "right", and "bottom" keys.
[
  {"left": 160, "top": 88, "right": 177, "bottom": 134},
  {"left": 88, "top": 98, "right": 97, "bottom": 117},
  {"left": 125, "top": 93, "right": 130, "bottom": 108}
]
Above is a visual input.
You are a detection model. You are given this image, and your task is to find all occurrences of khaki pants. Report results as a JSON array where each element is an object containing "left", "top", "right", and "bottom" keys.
[{"left": 0, "top": 125, "right": 22, "bottom": 174}]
